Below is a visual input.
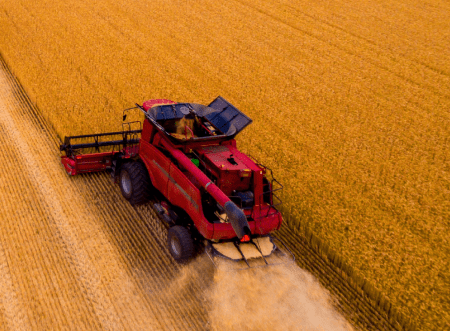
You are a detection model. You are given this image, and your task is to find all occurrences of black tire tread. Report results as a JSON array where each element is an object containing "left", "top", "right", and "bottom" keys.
[
  {"left": 120, "top": 161, "right": 151, "bottom": 205},
  {"left": 167, "top": 226, "right": 195, "bottom": 263}
]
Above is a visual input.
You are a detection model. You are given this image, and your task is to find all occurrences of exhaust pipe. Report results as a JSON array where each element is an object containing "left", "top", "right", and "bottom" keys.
[{"left": 223, "top": 201, "right": 251, "bottom": 239}]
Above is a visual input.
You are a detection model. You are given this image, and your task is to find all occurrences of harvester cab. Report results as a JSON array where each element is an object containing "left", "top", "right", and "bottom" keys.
[{"left": 59, "top": 96, "right": 295, "bottom": 269}]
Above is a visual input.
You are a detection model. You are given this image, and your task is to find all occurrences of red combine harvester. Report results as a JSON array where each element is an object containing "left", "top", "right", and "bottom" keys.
[{"left": 60, "top": 96, "right": 294, "bottom": 268}]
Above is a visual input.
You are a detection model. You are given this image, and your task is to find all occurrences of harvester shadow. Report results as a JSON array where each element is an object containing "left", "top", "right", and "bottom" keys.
[{"left": 80, "top": 172, "right": 213, "bottom": 326}]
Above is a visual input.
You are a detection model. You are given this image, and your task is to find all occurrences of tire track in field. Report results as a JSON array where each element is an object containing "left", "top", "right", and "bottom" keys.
[
  {"left": 0, "top": 66, "right": 102, "bottom": 330},
  {"left": 0, "top": 239, "right": 30, "bottom": 331},
  {"left": 0, "top": 123, "right": 103, "bottom": 330},
  {"left": 0, "top": 62, "right": 123, "bottom": 330},
  {"left": 0, "top": 102, "right": 86, "bottom": 329}
]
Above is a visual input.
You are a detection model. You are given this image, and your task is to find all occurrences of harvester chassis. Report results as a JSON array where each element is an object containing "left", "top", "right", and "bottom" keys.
[{"left": 60, "top": 97, "right": 294, "bottom": 267}]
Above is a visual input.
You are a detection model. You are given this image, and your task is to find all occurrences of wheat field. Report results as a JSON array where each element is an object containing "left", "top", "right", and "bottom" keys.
[
  {"left": 1, "top": 0, "right": 449, "bottom": 329},
  {"left": 0, "top": 59, "right": 365, "bottom": 330}
]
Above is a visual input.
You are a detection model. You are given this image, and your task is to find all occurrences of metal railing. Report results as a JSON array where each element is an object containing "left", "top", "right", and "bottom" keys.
[
  {"left": 240, "top": 154, "right": 284, "bottom": 219},
  {"left": 60, "top": 121, "right": 142, "bottom": 157}
]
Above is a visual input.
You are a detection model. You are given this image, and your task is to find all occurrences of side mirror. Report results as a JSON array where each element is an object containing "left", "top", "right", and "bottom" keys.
[{"left": 123, "top": 114, "right": 127, "bottom": 121}]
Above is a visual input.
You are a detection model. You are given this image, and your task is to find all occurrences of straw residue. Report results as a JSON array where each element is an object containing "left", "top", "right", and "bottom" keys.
[{"left": 207, "top": 259, "right": 353, "bottom": 331}]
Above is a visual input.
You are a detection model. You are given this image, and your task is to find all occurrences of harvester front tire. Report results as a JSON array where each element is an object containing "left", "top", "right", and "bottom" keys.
[
  {"left": 119, "top": 161, "right": 151, "bottom": 205},
  {"left": 167, "top": 226, "right": 194, "bottom": 263}
]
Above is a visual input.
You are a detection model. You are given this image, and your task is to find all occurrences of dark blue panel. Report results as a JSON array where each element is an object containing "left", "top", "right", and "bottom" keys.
[
  {"left": 207, "top": 96, "right": 252, "bottom": 135},
  {"left": 156, "top": 104, "right": 187, "bottom": 120}
]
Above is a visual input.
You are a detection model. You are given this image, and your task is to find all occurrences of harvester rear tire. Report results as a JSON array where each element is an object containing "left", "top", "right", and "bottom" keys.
[
  {"left": 119, "top": 161, "right": 151, "bottom": 205},
  {"left": 167, "top": 226, "right": 194, "bottom": 263}
]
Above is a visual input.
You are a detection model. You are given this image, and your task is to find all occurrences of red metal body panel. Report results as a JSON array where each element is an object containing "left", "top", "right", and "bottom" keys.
[
  {"left": 61, "top": 151, "right": 117, "bottom": 175},
  {"left": 61, "top": 156, "right": 77, "bottom": 175},
  {"left": 252, "top": 205, "right": 282, "bottom": 232},
  {"left": 61, "top": 146, "right": 139, "bottom": 176},
  {"left": 197, "top": 145, "right": 261, "bottom": 196},
  {"left": 208, "top": 208, "right": 280, "bottom": 240},
  {"left": 123, "top": 145, "right": 139, "bottom": 158},
  {"left": 139, "top": 139, "right": 170, "bottom": 196},
  {"left": 142, "top": 99, "right": 176, "bottom": 111},
  {"left": 212, "top": 222, "right": 255, "bottom": 240},
  {"left": 141, "top": 119, "right": 154, "bottom": 142}
]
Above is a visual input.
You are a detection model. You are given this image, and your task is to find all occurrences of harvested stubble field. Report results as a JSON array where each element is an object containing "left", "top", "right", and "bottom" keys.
[
  {"left": 0, "top": 0, "right": 449, "bottom": 330},
  {"left": 0, "top": 58, "right": 212, "bottom": 330}
]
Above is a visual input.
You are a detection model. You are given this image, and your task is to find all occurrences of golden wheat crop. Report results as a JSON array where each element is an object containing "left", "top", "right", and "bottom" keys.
[{"left": 1, "top": 0, "right": 449, "bottom": 329}]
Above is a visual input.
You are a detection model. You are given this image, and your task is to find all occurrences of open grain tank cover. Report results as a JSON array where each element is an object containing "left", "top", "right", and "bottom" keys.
[
  {"left": 206, "top": 96, "right": 253, "bottom": 137},
  {"left": 145, "top": 96, "right": 252, "bottom": 137}
]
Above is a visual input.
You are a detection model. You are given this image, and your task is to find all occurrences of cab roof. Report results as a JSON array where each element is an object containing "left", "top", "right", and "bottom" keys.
[{"left": 144, "top": 96, "right": 252, "bottom": 138}]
